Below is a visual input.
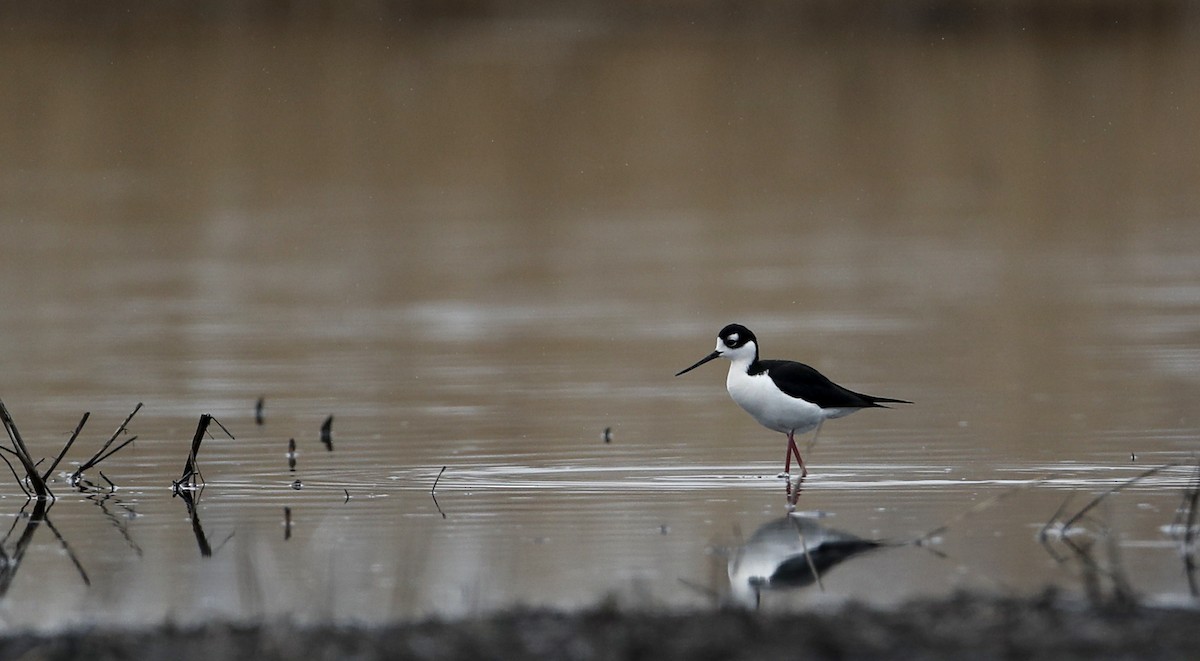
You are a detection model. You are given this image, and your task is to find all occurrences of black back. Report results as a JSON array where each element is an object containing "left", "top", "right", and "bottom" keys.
[
  {"left": 722, "top": 322, "right": 910, "bottom": 409},
  {"left": 751, "top": 359, "right": 907, "bottom": 408}
]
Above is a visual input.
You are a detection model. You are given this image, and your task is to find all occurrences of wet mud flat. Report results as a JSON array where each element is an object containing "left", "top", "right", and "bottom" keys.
[{"left": 4, "top": 591, "right": 1198, "bottom": 661}]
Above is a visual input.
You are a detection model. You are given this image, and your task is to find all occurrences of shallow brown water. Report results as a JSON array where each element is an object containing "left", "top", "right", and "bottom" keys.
[{"left": 1, "top": 19, "right": 1199, "bottom": 630}]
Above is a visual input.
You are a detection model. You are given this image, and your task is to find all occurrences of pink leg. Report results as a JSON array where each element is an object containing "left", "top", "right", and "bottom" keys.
[
  {"left": 784, "top": 432, "right": 793, "bottom": 476},
  {"left": 785, "top": 431, "right": 808, "bottom": 478}
]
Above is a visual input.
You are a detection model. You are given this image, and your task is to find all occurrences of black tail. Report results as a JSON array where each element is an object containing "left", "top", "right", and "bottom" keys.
[{"left": 864, "top": 395, "right": 912, "bottom": 407}]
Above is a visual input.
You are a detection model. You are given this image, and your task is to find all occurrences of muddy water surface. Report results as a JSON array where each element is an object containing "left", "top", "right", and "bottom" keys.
[{"left": 1, "top": 21, "right": 1199, "bottom": 629}]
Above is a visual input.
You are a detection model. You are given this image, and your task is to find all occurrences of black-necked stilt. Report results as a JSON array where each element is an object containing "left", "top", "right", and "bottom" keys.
[{"left": 675, "top": 323, "right": 909, "bottom": 477}]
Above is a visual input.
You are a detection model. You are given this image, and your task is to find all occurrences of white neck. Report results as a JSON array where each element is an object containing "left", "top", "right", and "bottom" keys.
[{"left": 723, "top": 341, "right": 759, "bottom": 374}]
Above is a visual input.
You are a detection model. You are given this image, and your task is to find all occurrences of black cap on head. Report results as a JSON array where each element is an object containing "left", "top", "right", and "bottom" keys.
[{"left": 718, "top": 323, "right": 756, "bottom": 349}]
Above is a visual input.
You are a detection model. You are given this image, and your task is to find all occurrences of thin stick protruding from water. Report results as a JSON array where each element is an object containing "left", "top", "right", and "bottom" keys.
[
  {"left": 431, "top": 465, "right": 447, "bottom": 495},
  {"left": 1060, "top": 462, "right": 1185, "bottom": 533},
  {"left": 0, "top": 448, "right": 31, "bottom": 498},
  {"left": 320, "top": 415, "right": 333, "bottom": 451},
  {"left": 177, "top": 414, "right": 235, "bottom": 488},
  {"left": 69, "top": 403, "right": 143, "bottom": 486},
  {"left": 0, "top": 399, "right": 51, "bottom": 499},
  {"left": 431, "top": 465, "right": 447, "bottom": 519},
  {"left": 42, "top": 412, "right": 89, "bottom": 483}
]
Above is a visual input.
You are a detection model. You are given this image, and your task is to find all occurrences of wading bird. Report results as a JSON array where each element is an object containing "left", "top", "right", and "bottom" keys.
[{"left": 676, "top": 323, "right": 909, "bottom": 477}]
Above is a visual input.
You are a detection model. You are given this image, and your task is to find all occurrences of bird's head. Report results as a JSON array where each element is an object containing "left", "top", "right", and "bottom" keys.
[{"left": 675, "top": 323, "right": 759, "bottom": 376}]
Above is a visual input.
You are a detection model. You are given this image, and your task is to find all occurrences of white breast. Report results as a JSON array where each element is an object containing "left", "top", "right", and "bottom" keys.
[{"left": 726, "top": 365, "right": 826, "bottom": 435}]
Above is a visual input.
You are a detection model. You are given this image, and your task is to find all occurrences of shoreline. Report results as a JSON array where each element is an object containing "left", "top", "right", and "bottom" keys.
[{"left": 4, "top": 591, "right": 1198, "bottom": 660}]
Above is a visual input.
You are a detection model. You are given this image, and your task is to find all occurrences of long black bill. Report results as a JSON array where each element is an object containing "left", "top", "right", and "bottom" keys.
[{"left": 675, "top": 351, "right": 721, "bottom": 377}]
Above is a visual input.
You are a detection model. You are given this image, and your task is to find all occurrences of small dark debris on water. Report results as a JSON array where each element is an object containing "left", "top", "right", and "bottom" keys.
[
  {"left": 431, "top": 466, "right": 447, "bottom": 519},
  {"left": 255, "top": 397, "right": 265, "bottom": 425},
  {"left": 287, "top": 438, "right": 296, "bottom": 472},
  {"left": 343, "top": 488, "right": 351, "bottom": 503},
  {"left": 283, "top": 506, "right": 292, "bottom": 540},
  {"left": 603, "top": 427, "right": 613, "bottom": 444},
  {"left": 320, "top": 415, "right": 333, "bottom": 451},
  {"left": 291, "top": 479, "right": 303, "bottom": 490},
  {"left": 1131, "top": 452, "right": 1137, "bottom": 462}
]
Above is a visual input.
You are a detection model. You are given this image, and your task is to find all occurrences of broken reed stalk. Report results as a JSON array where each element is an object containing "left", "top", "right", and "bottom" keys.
[
  {"left": 431, "top": 465, "right": 447, "bottom": 496},
  {"left": 177, "top": 414, "right": 235, "bottom": 488},
  {"left": 320, "top": 415, "right": 333, "bottom": 451},
  {"left": 0, "top": 399, "right": 51, "bottom": 499},
  {"left": 0, "top": 448, "right": 31, "bottom": 498},
  {"left": 179, "top": 414, "right": 212, "bottom": 486},
  {"left": 1061, "top": 462, "right": 1186, "bottom": 533},
  {"left": 1182, "top": 464, "right": 1200, "bottom": 551},
  {"left": 42, "top": 412, "right": 89, "bottom": 482},
  {"left": 69, "top": 403, "right": 143, "bottom": 486},
  {"left": 912, "top": 473, "right": 1055, "bottom": 547},
  {"left": 431, "top": 465, "right": 448, "bottom": 519}
]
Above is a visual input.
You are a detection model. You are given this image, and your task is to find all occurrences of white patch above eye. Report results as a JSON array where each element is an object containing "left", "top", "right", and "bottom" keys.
[{"left": 728, "top": 333, "right": 740, "bottom": 344}]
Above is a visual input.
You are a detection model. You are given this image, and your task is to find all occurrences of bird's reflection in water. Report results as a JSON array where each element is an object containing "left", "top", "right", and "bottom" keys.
[{"left": 727, "top": 514, "right": 887, "bottom": 608}]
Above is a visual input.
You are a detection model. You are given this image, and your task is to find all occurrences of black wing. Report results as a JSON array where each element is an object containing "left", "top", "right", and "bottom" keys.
[{"left": 751, "top": 359, "right": 910, "bottom": 409}]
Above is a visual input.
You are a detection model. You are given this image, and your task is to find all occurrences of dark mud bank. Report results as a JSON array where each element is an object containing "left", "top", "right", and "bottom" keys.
[{"left": 4, "top": 591, "right": 1198, "bottom": 661}]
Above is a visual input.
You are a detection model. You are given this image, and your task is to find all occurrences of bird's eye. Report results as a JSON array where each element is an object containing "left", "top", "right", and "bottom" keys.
[{"left": 725, "top": 333, "right": 740, "bottom": 346}]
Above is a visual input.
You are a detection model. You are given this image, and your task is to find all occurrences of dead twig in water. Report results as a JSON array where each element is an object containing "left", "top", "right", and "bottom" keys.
[
  {"left": 0, "top": 399, "right": 51, "bottom": 500},
  {"left": 912, "top": 474, "right": 1055, "bottom": 549},
  {"left": 175, "top": 414, "right": 235, "bottom": 491},
  {"left": 69, "top": 403, "right": 143, "bottom": 487},
  {"left": 41, "top": 412, "right": 89, "bottom": 483},
  {"left": 320, "top": 415, "right": 333, "bottom": 451},
  {"left": 255, "top": 397, "right": 265, "bottom": 426},
  {"left": 431, "top": 466, "right": 447, "bottom": 519},
  {"left": 1056, "top": 500, "right": 1139, "bottom": 607},
  {"left": 0, "top": 447, "right": 31, "bottom": 498},
  {"left": 1039, "top": 460, "right": 1199, "bottom": 607},
  {"left": 1060, "top": 462, "right": 1186, "bottom": 534},
  {"left": 1038, "top": 492, "right": 1079, "bottom": 563}
]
